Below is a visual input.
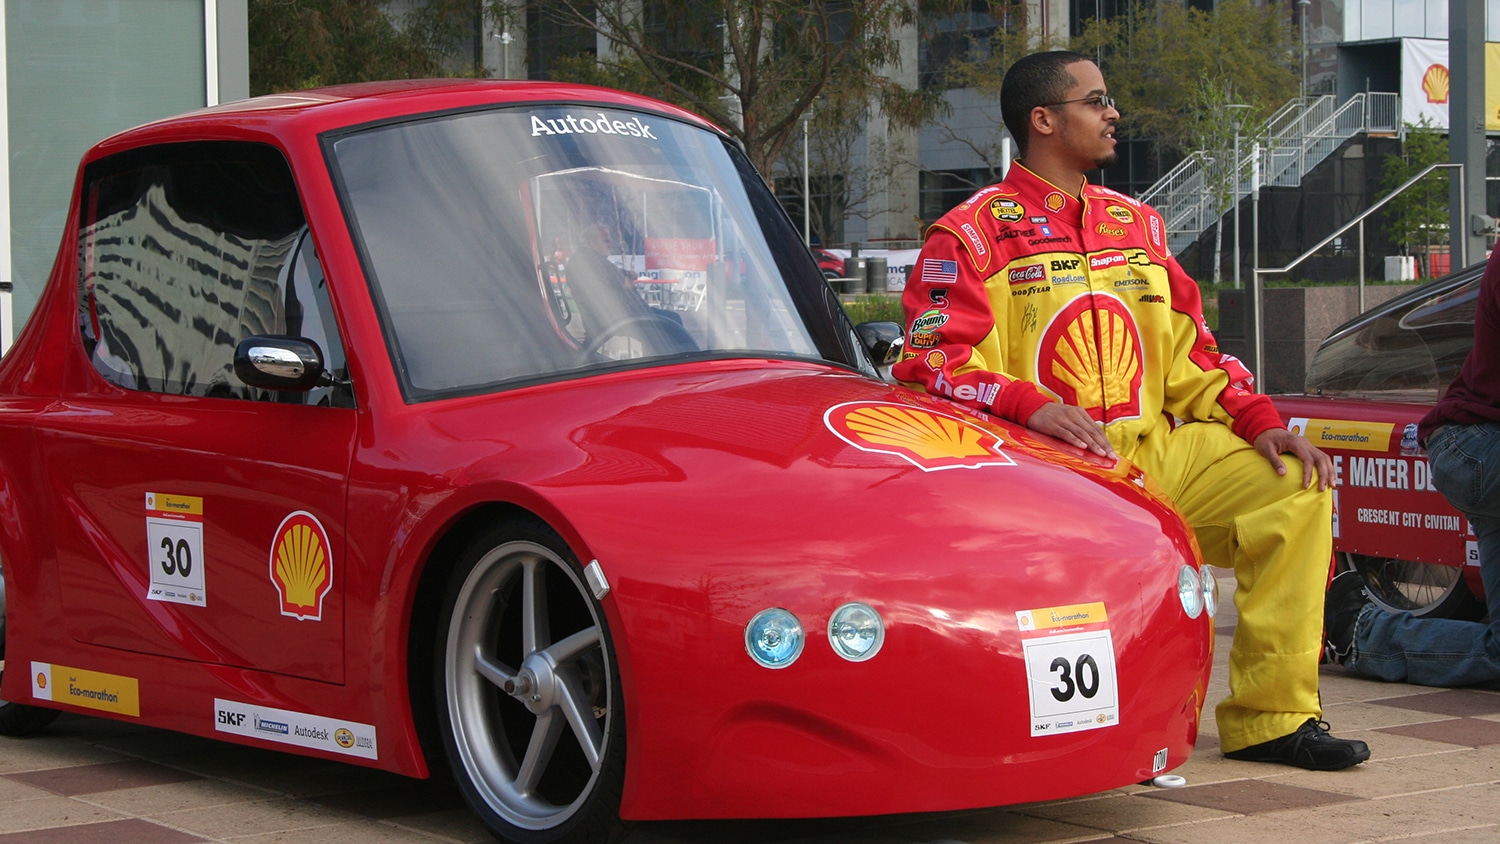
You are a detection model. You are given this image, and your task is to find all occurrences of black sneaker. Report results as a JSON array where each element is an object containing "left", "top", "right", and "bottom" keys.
[
  {"left": 1322, "top": 570, "right": 1368, "bottom": 665},
  {"left": 1223, "top": 718, "right": 1371, "bottom": 770}
]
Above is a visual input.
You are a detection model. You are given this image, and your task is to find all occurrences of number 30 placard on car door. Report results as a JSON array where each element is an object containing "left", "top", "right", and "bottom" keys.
[
  {"left": 1016, "top": 602, "right": 1119, "bottom": 736},
  {"left": 145, "top": 492, "right": 206, "bottom": 607}
]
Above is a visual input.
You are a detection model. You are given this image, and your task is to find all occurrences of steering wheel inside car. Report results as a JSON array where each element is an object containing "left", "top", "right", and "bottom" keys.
[{"left": 582, "top": 313, "right": 698, "bottom": 360}]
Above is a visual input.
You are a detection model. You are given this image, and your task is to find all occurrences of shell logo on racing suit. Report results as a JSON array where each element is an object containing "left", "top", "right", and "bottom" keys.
[{"left": 1037, "top": 293, "right": 1144, "bottom": 423}]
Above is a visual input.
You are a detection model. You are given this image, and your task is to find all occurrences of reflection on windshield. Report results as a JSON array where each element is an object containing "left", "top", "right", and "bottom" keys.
[
  {"left": 330, "top": 105, "right": 821, "bottom": 399},
  {"left": 1305, "top": 275, "right": 1479, "bottom": 400}
]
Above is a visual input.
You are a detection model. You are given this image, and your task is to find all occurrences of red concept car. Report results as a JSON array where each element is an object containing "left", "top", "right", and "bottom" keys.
[
  {"left": 0, "top": 80, "right": 1215, "bottom": 844},
  {"left": 1276, "top": 261, "right": 1487, "bottom": 620}
]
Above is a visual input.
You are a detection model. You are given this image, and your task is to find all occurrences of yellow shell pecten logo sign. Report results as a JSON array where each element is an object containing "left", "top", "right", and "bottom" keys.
[
  {"left": 1037, "top": 294, "right": 1144, "bottom": 422},
  {"left": 825, "top": 401, "right": 1015, "bottom": 471},
  {"left": 270, "top": 511, "right": 334, "bottom": 621},
  {"left": 1422, "top": 64, "right": 1449, "bottom": 104}
]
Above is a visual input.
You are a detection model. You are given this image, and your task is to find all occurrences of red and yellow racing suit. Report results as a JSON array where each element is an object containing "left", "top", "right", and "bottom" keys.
[{"left": 895, "top": 163, "right": 1332, "bottom": 752}]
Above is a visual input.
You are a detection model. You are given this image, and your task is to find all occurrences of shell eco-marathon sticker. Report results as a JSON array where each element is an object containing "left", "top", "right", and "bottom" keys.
[
  {"left": 1014, "top": 602, "right": 1119, "bottom": 737},
  {"left": 32, "top": 662, "right": 140, "bottom": 717},
  {"left": 214, "top": 698, "right": 377, "bottom": 760},
  {"left": 270, "top": 511, "right": 334, "bottom": 621},
  {"left": 824, "top": 401, "right": 1016, "bottom": 472},
  {"left": 1286, "top": 416, "right": 1394, "bottom": 453},
  {"left": 145, "top": 492, "right": 206, "bottom": 607}
]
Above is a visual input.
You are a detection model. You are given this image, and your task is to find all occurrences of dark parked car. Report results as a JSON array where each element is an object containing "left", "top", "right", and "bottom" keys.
[{"left": 1276, "top": 261, "right": 1486, "bottom": 619}]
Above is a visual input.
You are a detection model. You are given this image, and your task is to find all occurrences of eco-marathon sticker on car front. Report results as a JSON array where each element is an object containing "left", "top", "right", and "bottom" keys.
[
  {"left": 32, "top": 662, "right": 140, "bottom": 717},
  {"left": 214, "top": 698, "right": 377, "bottom": 760},
  {"left": 1015, "top": 602, "right": 1120, "bottom": 737},
  {"left": 145, "top": 493, "right": 206, "bottom": 607},
  {"left": 824, "top": 401, "right": 1016, "bottom": 471}
]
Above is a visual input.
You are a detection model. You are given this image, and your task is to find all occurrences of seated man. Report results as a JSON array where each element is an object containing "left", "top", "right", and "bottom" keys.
[{"left": 1325, "top": 246, "right": 1500, "bottom": 687}]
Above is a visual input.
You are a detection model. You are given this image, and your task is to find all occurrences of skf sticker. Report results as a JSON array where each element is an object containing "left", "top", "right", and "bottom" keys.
[
  {"left": 1106, "top": 205, "right": 1135, "bottom": 224},
  {"left": 825, "top": 401, "right": 1015, "bottom": 471},
  {"left": 1096, "top": 222, "right": 1127, "bottom": 239},
  {"left": 1045, "top": 192, "right": 1067, "bottom": 212},
  {"left": 32, "top": 662, "right": 140, "bottom": 717},
  {"left": 146, "top": 493, "right": 206, "bottom": 607},
  {"left": 1285, "top": 417, "right": 1394, "bottom": 453},
  {"left": 989, "top": 198, "right": 1025, "bottom": 222},
  {"left": 270, "top": 511, "right": 334, "bottom": 621},
  {"left": 1014, "top": 603, "right": 1118, "bottom": 736},
  {"left": 214, "top": 698, "right": 377, "bottom": 760}
]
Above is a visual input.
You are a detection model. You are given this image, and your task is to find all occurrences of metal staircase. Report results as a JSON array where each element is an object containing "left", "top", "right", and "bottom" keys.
[{"left": 1138, "top": 92, "right": 1402, "bottom": 255}]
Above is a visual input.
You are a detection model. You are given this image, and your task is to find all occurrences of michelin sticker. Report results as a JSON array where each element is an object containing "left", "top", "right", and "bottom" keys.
[
  {"left": 214, "top": 698, "right": 377, "bottom": 760},
  {"left": 1015, "top": 602, "right": 1119, "bottom": 736}
]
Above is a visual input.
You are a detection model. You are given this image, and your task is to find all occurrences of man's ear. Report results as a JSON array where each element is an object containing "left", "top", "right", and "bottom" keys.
[{"left": 1029, "top": 105, "right": 1058, "bottom": 140}]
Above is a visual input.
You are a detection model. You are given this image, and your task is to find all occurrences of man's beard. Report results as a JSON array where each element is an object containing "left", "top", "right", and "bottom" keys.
[{"left": 1094, "top": 151, "right": 1118, "bottom": 169}]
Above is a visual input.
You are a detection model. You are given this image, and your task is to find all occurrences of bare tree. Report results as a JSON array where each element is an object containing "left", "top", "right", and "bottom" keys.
[{"left": 534, "top": 1, "right": 954, "bottom": 181}]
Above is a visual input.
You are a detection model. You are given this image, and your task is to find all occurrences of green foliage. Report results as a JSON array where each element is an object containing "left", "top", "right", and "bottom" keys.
[
  {"left": 1074, "top": 0, "right": 1299, "bottom": 153},
  {"left": 1379, "top": 119, "right": 1450, "bottom": 273},
  {"left": 941, "top": 0, "right": 1299, "bottom": 159},
  {"left": 248, "top": 0, "right": 445, "bottom": 95},
  {"left": 841, "top": 294, "right": 906, "bottom": 325},
  {"left": 535, "top": 1, "right": 960, "bottom": 178}
]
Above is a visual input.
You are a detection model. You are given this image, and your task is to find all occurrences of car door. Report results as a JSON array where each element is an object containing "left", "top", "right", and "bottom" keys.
[{"left": 35, "top": 141, "right": 356, "bottom": 682}]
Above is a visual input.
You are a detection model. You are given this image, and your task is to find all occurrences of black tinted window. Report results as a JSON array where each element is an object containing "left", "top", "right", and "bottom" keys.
[{"left": 78, "top": 141, "right": 349, "bottom": 404}]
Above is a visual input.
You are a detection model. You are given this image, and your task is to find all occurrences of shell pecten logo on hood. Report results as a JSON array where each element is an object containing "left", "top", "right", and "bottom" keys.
[
  {"left": 824, "top": 401, "right": 1015, "bottom": 471},
  {"left": 270, "top": 511, "right": 334, "bottom": 621}
]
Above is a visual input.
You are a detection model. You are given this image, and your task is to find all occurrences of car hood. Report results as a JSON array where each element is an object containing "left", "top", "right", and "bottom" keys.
[{"left": 404, "top": 360, "right": 1196, "bottom": 587}]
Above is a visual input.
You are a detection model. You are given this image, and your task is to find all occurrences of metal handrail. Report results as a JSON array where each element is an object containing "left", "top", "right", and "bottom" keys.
[{"left": 1249, "top": 161, "right": 1462, "bottom": 384}]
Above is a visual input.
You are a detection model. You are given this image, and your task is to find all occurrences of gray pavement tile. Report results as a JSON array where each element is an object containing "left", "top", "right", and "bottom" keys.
[
  {"left": 1369, "top": 688, "right": 1500, "bottom": 718},
  {"left": 1, "top": 759, "right": 202, "bottom": 796},
  {"left": 0, "top": 796, "right": 129, "bottom": 835},
  {"left": 1138, "top": 778, "right": 1360, "bottom": 815},
  {"left": 0, "top": 818, "right": 206, "bottom": 843},
  {"left": 1378, "top": 716, "right": 1500, "bottom": 748}
]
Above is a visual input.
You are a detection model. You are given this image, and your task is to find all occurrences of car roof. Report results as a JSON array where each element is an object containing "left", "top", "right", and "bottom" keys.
[
  {"left": 1318, "top": 259, "right": 1487, "bottom": 348},
  {"left": 86, "top": 79, "right": 719, "bottom": 159}
]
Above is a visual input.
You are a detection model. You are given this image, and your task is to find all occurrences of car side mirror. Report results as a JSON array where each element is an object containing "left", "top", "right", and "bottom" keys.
[
  {"left": 856, "top": 321, "right": 904, "bottom": 368},
  {"left": 234, "top": 336, "right": 327, "bottom": 391}
]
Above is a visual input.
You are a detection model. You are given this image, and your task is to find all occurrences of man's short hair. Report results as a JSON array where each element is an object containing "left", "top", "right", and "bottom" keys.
[{"left": 1001, "top": 50, "right": 1094, "bottom": 156}]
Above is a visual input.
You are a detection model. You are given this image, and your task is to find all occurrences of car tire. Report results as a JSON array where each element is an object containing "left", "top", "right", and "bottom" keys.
[
  {"left": 434, "top": 518, "right": 625, "bottom": 844},
  {"left": 0, "top": 571, "right": 61, "bottom": 737},
  {"left": 1342, "top": 551, "right": 1485, "bottom": 621}
]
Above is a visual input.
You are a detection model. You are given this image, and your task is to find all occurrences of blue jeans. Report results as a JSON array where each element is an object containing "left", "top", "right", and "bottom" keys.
[{"left": 1350, "top": 422, "right": 1500, "bottom": 686}]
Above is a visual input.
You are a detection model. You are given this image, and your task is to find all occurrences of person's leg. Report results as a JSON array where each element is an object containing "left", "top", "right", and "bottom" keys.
[
  {"left": 1350, "top": 422, "right": 1500, "bottom": 685},
  {"left": 1130, "top": 421, "right": 1332, "bottom": 752}
]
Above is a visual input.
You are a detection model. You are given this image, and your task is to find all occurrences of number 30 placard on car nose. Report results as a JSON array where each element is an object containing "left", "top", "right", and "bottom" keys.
[
  {"left": 145, "top": 492, "right": 206, "bottom": 607},
  {"left": 1016, "top": 602, "right": 1119, "bottom": 737}
]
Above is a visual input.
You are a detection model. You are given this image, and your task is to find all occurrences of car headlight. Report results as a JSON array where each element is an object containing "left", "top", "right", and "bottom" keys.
[
  {"left": 1202, "top": 565, "right": 1219, "bottom": 618},
  {"left": 745, "top": 608, "right": 804, "bottom": 669},
  {"left": 827, "top": 602, "right": 884, "bottom": 662},
  {"left": 1178, "top": 565, "right": 1203, "bottom": 618}
]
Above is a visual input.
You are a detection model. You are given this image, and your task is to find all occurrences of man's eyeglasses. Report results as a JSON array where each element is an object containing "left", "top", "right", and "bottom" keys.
[{"left": 1043, "top": 94, "right": 1117, "bottom": 112}]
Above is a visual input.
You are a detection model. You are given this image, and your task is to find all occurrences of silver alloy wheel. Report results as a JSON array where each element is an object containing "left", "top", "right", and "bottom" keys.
[
  {"left": 443, "top": 538, "right": 612, "bottom": 832},
  {"left": 1344, "top": 552, "right": 1483, "bottom": 620}
]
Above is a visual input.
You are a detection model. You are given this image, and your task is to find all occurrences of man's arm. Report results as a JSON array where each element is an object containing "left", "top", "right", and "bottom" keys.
[{"left": 892, "top": 228, "right": 1055, "bottom": 425}]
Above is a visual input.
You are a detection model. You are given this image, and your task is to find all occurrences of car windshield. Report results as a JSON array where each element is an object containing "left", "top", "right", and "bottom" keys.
[
  {"left": 1303, "top": 273, "right": 1480, "bottom": 401},
  {"left": 328, "top": 104, "right": 837, "bottom": 399}
]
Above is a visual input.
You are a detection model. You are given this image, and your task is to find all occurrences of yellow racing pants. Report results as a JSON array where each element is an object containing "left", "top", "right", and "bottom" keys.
[{"left": 1123, "top": 418, "right": 1333, "bottom": 752}]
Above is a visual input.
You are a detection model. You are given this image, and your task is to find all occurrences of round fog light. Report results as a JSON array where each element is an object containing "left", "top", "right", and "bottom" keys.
[
  {"left": 1202, "top": 566, "right": 1219, "bottom": 618},
  {"left": 745, "top": 608, "right": 804, "bottom": 669},
  {"left": 1178, "top": 565, "right": 1203, "bottom": 618},
  {"left": 828, "top": 602, "right": 885, "bottom": 662}
]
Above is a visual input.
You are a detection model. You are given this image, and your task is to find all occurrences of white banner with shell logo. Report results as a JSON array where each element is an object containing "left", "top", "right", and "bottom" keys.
[{"left": 1403, "top": 38, "right": 1449, "bottom": 129}]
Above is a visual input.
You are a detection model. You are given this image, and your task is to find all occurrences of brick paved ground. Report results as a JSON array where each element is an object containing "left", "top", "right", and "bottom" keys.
[{"left": 3, "top": 573, "right": 1499, "bottom": 843}]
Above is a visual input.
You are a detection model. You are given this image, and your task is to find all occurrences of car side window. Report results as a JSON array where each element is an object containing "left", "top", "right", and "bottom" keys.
[{"left": 77, "top": 141, "right": 352, "bottom": 406}]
